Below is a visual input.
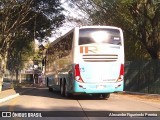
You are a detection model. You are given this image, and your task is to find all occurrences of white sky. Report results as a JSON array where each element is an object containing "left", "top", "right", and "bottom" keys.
[
  {"left": 48, "top": 0, "right": 89, "bottom": 43},
  {"left": 36, "top": 0, "right": 90, "bottom": 47}
]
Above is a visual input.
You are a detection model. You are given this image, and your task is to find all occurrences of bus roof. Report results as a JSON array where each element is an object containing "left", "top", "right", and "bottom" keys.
[
  {"left": 78, "top": 26, "right": 121, "bottom": 30},
  {"left": 48, "top": 26, "right": 122, "bottom": 48}
]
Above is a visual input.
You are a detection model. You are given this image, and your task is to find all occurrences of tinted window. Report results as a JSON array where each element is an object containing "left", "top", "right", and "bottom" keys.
[
  {"left": 79, "top": 28, "right": 121, "bottom": 45},
  {"left": 48, "top": 32, "right": 73, "bottom": 59}
]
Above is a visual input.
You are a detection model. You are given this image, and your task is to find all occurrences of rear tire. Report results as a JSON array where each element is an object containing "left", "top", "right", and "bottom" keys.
[
  {"left": 48, "top": 87, "right": 53, "bottom": 92},
  {"left": 101, "top": 93, "right": 110, "bottom": 99},
  {"left": 93, "top": 93, "right": 101, "bottom": 99},
  {"left": 60, "top": 80, "right": 65, "bottom": 97},
  {"left": 64, "top": 81, "right": 72, "bottom": 98},
  {"left": 93, "top": 93, "right": 110, "bottom": 99},
  {"left": 46, "top": 78, "right": 49, "bottom": 87}
]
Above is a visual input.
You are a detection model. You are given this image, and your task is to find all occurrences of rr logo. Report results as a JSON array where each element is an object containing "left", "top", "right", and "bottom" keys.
[{"left": 80, "top": 46, "right": 98, "bottom": 54}]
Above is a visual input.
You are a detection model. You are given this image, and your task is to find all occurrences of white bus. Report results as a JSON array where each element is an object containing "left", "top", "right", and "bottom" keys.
[{"left": 45, "top": 26, "right": 124, "bottom": 99}]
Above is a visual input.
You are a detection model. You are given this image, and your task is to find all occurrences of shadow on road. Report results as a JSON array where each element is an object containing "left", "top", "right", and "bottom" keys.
[{"left": 20, "top": 87, "right": 109, "bottom": 100}]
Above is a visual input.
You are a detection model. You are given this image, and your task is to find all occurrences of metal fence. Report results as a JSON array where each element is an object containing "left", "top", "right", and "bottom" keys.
[{"left": 124, "top": 60, "right": 160, "bottom": 94}]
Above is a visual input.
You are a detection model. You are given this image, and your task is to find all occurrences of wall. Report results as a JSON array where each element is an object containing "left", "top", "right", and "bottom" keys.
[{"left": 124, "top": 60, "right": 160, "bottom": 94}]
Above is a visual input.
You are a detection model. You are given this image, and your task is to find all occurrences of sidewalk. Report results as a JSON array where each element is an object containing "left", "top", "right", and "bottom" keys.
[
  {"left": 116, "top": 91, "right": 160, "bottom": 101},
  {"left": 0, "top": 87, "right": 35, "bottom": 103},
  {"left": 122, "top": 91, "right": 160, "bottom": 97}
]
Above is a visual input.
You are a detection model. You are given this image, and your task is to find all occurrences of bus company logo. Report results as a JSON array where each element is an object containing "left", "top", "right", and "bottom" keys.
[
  {"left": 1, "top": 112, "right": 42, "bottom": 118},
  {"left": 80, "top": 46, "right": 98, "bottom": 54},
  {"left": 2, "top": 112, "right": 11, "bottom": 117}
]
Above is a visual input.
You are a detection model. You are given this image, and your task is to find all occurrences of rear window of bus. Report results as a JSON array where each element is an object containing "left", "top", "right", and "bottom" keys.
[{"left": 79, "top": 28, "right": 121, "bottom": 45}]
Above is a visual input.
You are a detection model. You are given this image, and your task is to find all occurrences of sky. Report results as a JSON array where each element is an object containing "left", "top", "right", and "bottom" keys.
[
  {"left": 36, "top": 0, "right": 78, "bottom": 46},
  {"left": 48, "top": 0, "right": 88, "bottom": 43},
  {"left": 36, "top": 0, "right": 89, "bottom": 47}
]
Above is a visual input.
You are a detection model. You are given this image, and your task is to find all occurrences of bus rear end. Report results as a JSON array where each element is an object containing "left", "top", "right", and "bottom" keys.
[{"left": 72, "top": 26, "right": 124, "bottom": 98}]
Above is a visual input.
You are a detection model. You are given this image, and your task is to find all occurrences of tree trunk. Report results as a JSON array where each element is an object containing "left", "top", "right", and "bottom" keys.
[
  {"left": 147, "top": 48, "right": 159, "bottom": 59},
  {"left": 0, "top": 58, "right": 7, "bottom": 92},
  {"left": 16, "top": 69, "right": 19, "bottom": 85},
  {"left": 10, "top": 72, "right": 14, "bottom": 88},
  {"left": 19, "top": 71, "right": 22, "bottom": 83},
  {"left": 0, "top": 57, "right": 4, "bottom": 92},
  {"left": 0, "top": 47, "right": 9, "bottom": 92},
  {"left": 0, "top": 74, "right": 4, "bottom": 92}
]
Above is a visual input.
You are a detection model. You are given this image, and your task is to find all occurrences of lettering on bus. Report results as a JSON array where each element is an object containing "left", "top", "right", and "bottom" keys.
[{"left": 80, "top": 46, "right": 98, "bottom": 54}]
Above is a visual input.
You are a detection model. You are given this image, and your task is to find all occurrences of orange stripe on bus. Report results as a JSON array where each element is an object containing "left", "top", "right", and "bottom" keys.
[
  {"left": 80, "top": 46, "right": 83, "bottom": 53},
  {"left": 85, "top": 46, "right": 88, "bottom": 53}
]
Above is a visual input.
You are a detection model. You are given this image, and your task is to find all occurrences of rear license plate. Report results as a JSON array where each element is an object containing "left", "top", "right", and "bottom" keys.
[{"left": 96, "top": 85, "right": 105, "bottom": 89}]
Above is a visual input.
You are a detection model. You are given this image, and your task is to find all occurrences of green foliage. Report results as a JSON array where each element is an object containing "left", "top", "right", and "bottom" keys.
[
  {"left": 0, "top": 0, "right": 65, "bottom": 74},
  {"left": 26, "top": 0, "right": 65, "bottom": 42},
  {"left": 7, "top": 28, "right": 34, "bottom": 72},
  {"left": 79, "top": 0, "right": 160, "bottom": 60}
]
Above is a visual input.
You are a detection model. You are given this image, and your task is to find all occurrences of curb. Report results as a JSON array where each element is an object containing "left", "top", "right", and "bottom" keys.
[
  {"left": 119, "top": 91, "right": 160, "bottom": 98},
  {"left": 0, "top": 87, "right": 35, "bottom": 104}
]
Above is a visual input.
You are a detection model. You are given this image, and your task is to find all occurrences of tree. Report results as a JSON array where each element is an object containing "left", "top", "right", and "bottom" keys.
[
  {"left": 26, "top": 0, "right": 65, "bottom": 43},
  {"left": 0, "top": 0, "right": 33, "bottom": 91},
  {"left": 70, "top": 0, "right": 160, "bottom": 60},
  {"left": 0, "top": 0, "right": 64, "bottom": 91},
  {"left": 126, "top": 0, "right": 160, "bottom": 59},
  {"left": 7, "top": 27, "right": 34, "bottom": 85}
]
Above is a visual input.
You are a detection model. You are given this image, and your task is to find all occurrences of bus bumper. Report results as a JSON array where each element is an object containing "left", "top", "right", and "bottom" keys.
[{"left": 72, "top": 81, "right": 124, "bottom": 94}]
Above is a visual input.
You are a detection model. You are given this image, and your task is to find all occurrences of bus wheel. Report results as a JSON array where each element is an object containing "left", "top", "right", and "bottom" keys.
[
  {"left": 46, "top": 78, "right": 49, "bottom": 87},
  {"left": 93, "top": 93, "right": 101, "bottom": 98},
  {"left": 60, "top": 81, "right": 65, "bottom": 97},
  {"left": 101, "top": 93, "right": 110, "bottom": 99},
  {"left": 49, "top": 87, "right": 53, "bottom": 92},
  {"left": 64, "top": 81, "right": 72, "bottom": 98}
]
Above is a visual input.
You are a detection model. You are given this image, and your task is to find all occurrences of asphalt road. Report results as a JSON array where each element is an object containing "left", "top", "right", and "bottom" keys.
[{"left": 0, "top": 87, "right": 160, "bottom": 120}]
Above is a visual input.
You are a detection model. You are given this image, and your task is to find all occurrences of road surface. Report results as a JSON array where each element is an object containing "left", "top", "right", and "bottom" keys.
[{"left": 0, "top": 87, "right": 160, "bottom": 120}]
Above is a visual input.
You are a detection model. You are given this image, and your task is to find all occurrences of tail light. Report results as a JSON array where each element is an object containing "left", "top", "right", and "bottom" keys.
[
  {"left": 75, "top": 64, "right": 84, "bottom": 83},
  {"left": 116, "top": 64, "right": 124, "bottom": 82}
]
